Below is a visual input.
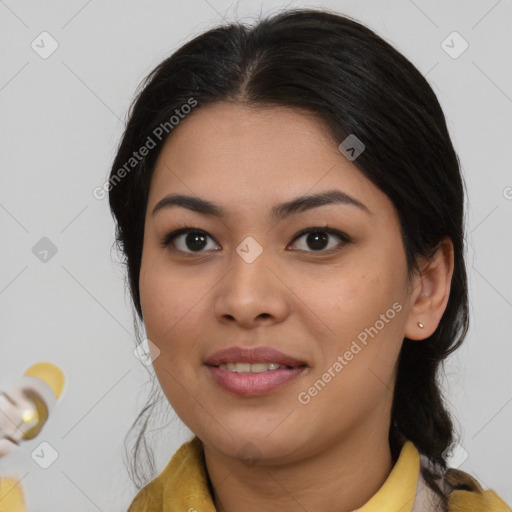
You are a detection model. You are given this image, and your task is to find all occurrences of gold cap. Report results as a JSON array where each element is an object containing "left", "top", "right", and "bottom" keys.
[{"left": 24, "top": 362, "right": 65, "bottom": 399}]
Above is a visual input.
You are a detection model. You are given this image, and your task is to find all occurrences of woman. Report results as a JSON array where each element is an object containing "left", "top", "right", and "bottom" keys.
[{"left": 108, "top": 8, "right": 510, "bottom": 512}]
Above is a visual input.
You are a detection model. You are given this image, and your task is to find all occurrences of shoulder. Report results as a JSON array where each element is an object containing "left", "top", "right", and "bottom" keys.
[
  {"left": 126, "top": 437, "right": 203, "bottom": 512},
  {"left": 126, "top": 478, "right": 163, "bottom": 512},
  {"left": 415, "top": 449, "right": 510, "bottom": 512},
  {"left": 445, "top": 468, "right": 511, "bottom": 512}
]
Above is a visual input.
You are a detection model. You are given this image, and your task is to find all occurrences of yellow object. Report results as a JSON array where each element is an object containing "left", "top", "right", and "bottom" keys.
[
  {"left": 0, "top": 477, "right": 26, "bottom": 512},
  {"left": 0, "top": 363, "right": 64, "bottom": 511},
  {"left": 127, "top": 437, "right": 511, "bottom": 511},
  {"left": 447, "top": 468, "right": 511, "bottom": 512},
  {"left": 355, "top": 441, "right": 419, "bottom": 511},
  {"left": 23, "top": 362, "right": 65, "bottom": 399}
]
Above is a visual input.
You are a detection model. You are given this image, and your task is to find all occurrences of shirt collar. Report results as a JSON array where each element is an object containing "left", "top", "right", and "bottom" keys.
[
  {"left": 156, "top": 437, "right": 420, "bottom": 512},
  {"left": 355, "top": 440, "right": 420, "bottom": 512}
]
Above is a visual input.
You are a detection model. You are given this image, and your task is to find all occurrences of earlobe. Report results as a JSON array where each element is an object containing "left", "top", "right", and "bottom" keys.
[{"left": 404, "top": 237, "right": 454, "bottom": 341}]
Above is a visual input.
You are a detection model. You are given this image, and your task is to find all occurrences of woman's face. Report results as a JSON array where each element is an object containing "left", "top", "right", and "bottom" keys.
[{"left": 139, "top": 102, "right": 420, "bottom": 463}]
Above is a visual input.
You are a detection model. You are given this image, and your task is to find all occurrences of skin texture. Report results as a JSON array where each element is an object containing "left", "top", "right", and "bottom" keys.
[{"left": 139, "top": 102, "right": 454, "bottom": 511}]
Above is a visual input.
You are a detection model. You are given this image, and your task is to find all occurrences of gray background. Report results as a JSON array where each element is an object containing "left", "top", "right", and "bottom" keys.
[{"left": 1, "top": 0, "right": 511, "bottom": 510}]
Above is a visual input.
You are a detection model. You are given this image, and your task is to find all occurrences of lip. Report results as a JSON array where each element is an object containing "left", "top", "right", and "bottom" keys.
[
  {"left": 204, "top": 346, "right": 308, "bottom": 368},
  {"left": 204, "top": 345, "right": 308, "bottom": 397},
  {"left": 206, "top": 365, "right": 307, "bottom": 396}
]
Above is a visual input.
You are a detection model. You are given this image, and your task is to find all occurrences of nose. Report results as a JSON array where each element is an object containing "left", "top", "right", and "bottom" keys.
[{"left": 213, "top": 243, "right": 290, "bottom": 329}]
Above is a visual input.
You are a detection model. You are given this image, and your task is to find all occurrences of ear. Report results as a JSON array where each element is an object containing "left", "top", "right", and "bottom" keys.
[{"left": 404, "top": 237, "right": 454, "bottom": 341}]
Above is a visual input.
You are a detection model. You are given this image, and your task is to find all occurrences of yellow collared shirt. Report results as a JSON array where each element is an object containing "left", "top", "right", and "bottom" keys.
[{"left": 125, "top": 437, "right": 511, "bottom": 512}]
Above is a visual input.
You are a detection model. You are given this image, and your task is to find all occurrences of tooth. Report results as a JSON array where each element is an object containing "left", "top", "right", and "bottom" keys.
[
  {"left": 250, "top": 363, "right": 268, "bottom": 373},
  {"left": 235, "top": 363, "right": 251, "bottom": 373},
  {"left": 216, "top": 362, "right": 291, "bottom": 373}
]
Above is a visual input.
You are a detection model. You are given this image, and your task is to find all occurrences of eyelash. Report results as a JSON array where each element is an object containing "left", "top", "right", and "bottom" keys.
[{"left": 160, "top": 225, "right": 351, "bottom": 256}]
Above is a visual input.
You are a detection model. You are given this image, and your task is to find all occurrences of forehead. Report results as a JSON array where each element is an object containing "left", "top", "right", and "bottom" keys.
[
  {"left": 154, "top": 102, "right": 339, "bottom": 169},
  {"left": 147, "top": 102, "right": 391, "bottom": 219}
]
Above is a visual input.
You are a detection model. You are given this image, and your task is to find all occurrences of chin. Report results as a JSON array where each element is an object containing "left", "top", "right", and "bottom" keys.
[{"left": 198, "top": 424, "right": 310, "bottom": 466}]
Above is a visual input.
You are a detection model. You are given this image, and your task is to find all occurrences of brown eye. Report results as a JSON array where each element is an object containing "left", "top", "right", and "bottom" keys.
[
  {"left": 289, "top": 227, "right": 350, "bottom": 253},
  {"left": 161, "top": 228, "right": 220, "bottom": 253}
]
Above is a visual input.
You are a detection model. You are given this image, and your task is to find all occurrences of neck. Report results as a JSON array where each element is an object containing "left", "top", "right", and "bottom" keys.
[{"left": 202, "top": 421, "right": 394, "bottom": 512}]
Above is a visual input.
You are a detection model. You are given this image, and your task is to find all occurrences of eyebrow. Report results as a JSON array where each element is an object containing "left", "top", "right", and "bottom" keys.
[{"left": 152, "top": 189, "right": 371, "bottom": 220}]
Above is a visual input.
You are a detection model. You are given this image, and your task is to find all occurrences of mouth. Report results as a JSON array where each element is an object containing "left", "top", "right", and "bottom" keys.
[
  {"left": 204, "top": 345, "right": 308, "bottom": 368},
  {"left": 212, "top": 362, "right": 302, "bottom": 373},
  {"left": 205, "top": 365, "right": 307, "bottom": 396},
  {"left": 204, "top": 345, "right": 308, "bottom": 396}
]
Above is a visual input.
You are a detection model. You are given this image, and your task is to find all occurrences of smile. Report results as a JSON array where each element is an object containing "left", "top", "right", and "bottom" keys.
[{"left": 217, "top": 362, "right": 291, "bottom": 373}]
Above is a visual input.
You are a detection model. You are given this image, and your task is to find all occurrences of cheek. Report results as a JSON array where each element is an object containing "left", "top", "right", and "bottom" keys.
[
  {"left": 293, "top": 261, "right": 406, "bottom": 344},
  {"left": 139, "top": 260, "right": 211, "bottom": 416},
  {"left": 295, "top": 275, "right": 406, "bottom": 425},
  {"left": 292, "top": 257, "right": 408, "bottom": 405},
  {"left": 139, "top": 255, "right": 210, "bottom": 357}
]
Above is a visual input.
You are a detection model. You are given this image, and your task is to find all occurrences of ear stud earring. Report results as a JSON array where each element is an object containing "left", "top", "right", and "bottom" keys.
[{"left": 417, "top": 322, "right": 424, "bottom": 329}]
